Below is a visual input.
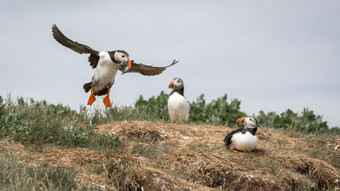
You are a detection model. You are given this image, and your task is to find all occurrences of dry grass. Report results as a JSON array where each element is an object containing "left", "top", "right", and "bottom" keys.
[
  {"left": 283, "top": 155, "right": 339, "bottom": 189},
  {"left": 0, "top": 121, "right": 339, "bottom": 190}
]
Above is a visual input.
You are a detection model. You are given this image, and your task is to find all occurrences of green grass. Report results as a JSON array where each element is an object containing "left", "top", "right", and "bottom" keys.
[
  {"left": 0, "top": 154, "right": 97, "bottom": 191},
  {"left": 0, "top": 97, "right": 121, "bottom": 150}
]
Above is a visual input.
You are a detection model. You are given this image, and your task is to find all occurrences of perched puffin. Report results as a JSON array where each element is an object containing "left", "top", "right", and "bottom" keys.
[
  {"left": 167, "top": 78, "right": 190, "bottom": 123},
  {"left": 223, "top": 117, "right": 258, "bottom": 151},
  {"left": 52, "top": 24, "right": 178, "bottom": 107}
]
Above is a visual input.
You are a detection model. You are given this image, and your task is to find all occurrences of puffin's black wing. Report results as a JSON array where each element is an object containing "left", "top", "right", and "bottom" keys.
[
  {"left": 52, "top": 24, "right": 99, "bottom": 55},
  {"left": 223, "top": 128, "right": 244, "bottom": 146},
  {"left": 119, "top": 60, "right": 178, "bottom": 76}
]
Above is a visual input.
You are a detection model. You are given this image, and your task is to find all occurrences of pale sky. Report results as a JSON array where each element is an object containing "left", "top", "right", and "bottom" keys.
[{"left": 1, "top": 0, "right": 339, "bottom": 127}]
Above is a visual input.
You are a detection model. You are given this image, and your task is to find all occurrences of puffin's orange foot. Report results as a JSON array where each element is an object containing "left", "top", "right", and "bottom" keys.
[
  {"left": 233, "top": 149, "right": 244, "bottom": 153},
  {"left": 87, "top": 94, "right": 96, "bottom": 105},
  {"left": 103, "top": 95, "right": 111, "bottom": 107}
]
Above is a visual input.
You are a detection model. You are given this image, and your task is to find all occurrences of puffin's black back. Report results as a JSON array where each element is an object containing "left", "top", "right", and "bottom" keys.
[
  {"left": 223, "top": 127, "right": 258, "bottom": 146},
  {"left": 223, "top": 128, "right": 244, "bottom": 146}
]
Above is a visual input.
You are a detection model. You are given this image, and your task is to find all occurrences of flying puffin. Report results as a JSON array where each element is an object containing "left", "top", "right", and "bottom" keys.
[
  {"left": 223, "top": 117, "right": 258, "bottom": 151},
  {"left": 52, "top": 24, "right": 178, "bottom": 107},
  {"left": 167, "top": 78, "right": 190, "bottom": 123}
]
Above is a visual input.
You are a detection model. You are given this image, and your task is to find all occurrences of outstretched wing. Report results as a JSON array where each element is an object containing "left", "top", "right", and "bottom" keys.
[
  {"left": 52, "top": 24, "right": 99, "bottom": 55},
  {"left": 119, "top": 60, "right": 178, "bottom": 76}
]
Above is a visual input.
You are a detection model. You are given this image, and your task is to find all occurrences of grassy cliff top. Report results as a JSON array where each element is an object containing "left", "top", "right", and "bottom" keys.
[{"left": 1, "top": 120, "right": 339, "bottom": 190}]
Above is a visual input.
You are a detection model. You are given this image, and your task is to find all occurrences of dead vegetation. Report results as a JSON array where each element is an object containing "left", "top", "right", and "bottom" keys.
[
  {"left": 283, "top": 155, "right": 339, "bottom": 190},
  {"left": 0, "top": 121, "right": 339, "bottom": 190}
]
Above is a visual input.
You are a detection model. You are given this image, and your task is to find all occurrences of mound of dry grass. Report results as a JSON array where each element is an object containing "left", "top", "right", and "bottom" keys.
[
  {"left": 283, "top": 155, "right": 339, "bottom": 189},
  {"left": 166, "top": 151, "right": 280, "bottom": 190},
  {"left": 98, "top": 122, "right": 168, "bottom": 142}
]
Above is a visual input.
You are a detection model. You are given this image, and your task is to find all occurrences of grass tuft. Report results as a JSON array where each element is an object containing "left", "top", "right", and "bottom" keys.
[{"left": 0, "top": 154, "right": 96, "bottom": 191}]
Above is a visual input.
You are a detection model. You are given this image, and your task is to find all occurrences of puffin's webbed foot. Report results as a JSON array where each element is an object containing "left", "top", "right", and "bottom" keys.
[
  {"left": 103, "top": 96, "right": 111, "bottom": 107},
  {"left": 103, "top": 87, "right": 111, "bottom": 107},
  {"left": 87, "top": 87, "right": 96, "bottom": 105}
]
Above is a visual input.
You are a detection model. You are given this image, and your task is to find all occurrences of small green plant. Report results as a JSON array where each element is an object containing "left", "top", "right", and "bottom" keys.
[
  {"left": 134, "top": 91, "right": 170, "bottom": 121},
  {"left": 256, "top": 108, "right": 329, "bottom": 132},
  {"left": 190, "top": 94, "right": 246, "bottom": 126}
]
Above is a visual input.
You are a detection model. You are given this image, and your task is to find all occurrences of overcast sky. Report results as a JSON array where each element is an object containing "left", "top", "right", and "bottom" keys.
[{"left": 1, "top": 0, "right": 339, "bottom": 127}]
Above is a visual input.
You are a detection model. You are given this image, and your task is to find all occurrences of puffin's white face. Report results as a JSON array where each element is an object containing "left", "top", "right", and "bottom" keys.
[
  {"left": 168, "top": 78, "right": 184, "bottom": 90},
  {"left": 237, "top": 117, "right": 257, "bottom": 128},
  {"left": 114, "top": 52, "right": 129, "bottom": 63}
]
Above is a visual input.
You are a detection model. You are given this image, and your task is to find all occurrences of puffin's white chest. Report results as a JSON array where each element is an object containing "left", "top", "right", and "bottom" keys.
[
  {"left": 230, "top": 132, "right": 258, "bottom": 151},
  {"left": 167, "top": 92, "right": 190, "bottom": 123},
  {"left": 93, "top": 52, "right": 119, "bottom": 91}
]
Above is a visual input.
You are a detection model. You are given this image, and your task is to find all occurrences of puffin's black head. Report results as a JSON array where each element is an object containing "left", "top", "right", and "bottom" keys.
[
  {"left": 237, "top": 117, "right": 257, "bottom": 128},
  {"left": 168, "top": 78, "right": 185, "bottom": 96},
  {"left": 109, "top": 50, "right": 131, "bottom": 68},
  {"left": 116, "top": 50, "right": 129, "bottom": 57},
  {"left": 168, "top": 78, "right": 184, "bottom": 90}
]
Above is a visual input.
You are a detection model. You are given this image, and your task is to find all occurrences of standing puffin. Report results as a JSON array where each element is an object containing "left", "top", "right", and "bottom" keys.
[
  {"left": 223, "top": 117, "right": 258, "bottom": 151},
  {"left": 167, "top": 78, "right": 190, "bottom": 123},
  {"left": 52, "top": 24, "right": 178, "bottom": 107}
]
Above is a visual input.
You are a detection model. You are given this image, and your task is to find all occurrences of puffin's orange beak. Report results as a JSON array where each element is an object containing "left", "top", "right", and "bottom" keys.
[
  {"left": 237, "top": 117, "right": 246, "bottom": 124},
  {"left": 168, "top": 81, "right": 174, "bottom": 88},
  {"left": 128, "top": 58, "right": 132, "bottom": 68}
]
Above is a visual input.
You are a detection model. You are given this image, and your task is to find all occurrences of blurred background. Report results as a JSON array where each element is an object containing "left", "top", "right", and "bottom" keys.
[{"left": 0, "top": 0, "right": 339, "bottom": 127}]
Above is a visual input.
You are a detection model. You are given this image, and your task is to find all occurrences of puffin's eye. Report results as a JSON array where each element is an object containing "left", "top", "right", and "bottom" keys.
[
  {"left": 177, "top": 80, "right": 180, "bottom": 83},
  {"left": 122, "top": 55, "right": 125, "bottom": 58}
]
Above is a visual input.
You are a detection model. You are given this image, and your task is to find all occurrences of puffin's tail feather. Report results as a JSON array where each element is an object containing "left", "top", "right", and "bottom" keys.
[
  {"left": 83, "top": 82, "right": 92, "bottom": 93},
  {"left": 83, "top": 82, "right": 108, "bottom": 96}
]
